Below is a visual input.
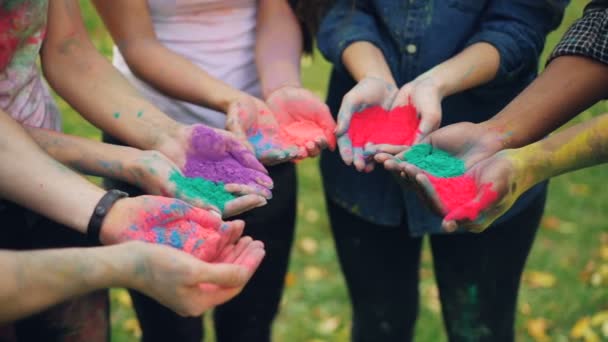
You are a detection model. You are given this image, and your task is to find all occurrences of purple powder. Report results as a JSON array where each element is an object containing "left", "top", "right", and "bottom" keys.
[{"left": 183, "top": 125, "right": 268, "bottom": 186}]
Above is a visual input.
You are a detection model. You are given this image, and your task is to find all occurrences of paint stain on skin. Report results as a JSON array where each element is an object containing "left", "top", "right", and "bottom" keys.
[
  {"left": 137, "top": 110, "right": 143, "bottom": 118},
  {"left": 113, "top": 112, "right": 121, "bottom": 119},
  {"left": 120, "top": 199, "right": 226, "bottom": 261},
  {"left": 348, "top": 105, "right": 420, "bottom": 147}
]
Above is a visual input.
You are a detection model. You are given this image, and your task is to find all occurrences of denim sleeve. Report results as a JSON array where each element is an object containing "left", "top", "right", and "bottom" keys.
[
  {"left": 317, "top": 0, "right": 385, "bottom": 72},
  {"left": 466, "top": 0, "right": 568, "bottom": 86}
]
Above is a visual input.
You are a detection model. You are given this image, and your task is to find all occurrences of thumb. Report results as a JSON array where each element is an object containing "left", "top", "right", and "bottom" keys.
[{"left": 194, "top": 262, "right": 250, "bottom": 288}]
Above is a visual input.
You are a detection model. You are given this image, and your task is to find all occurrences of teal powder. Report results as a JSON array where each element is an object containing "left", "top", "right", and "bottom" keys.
[
  {"left": 169, "top": 171, "right": 236, "bottom": 212},
  {"left": 403, "top": 144, "right": 465, "bottom": 177}
]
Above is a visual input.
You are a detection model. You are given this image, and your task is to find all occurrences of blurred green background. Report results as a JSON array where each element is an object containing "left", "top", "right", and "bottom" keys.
[{"left": 61, "top": 1, "right": 608, "bottom": 341}]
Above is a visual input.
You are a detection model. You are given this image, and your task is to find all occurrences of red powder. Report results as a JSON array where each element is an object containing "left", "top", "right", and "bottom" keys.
[
  {"left": 428, "top": 175, "right": 498, "bottom": 221},
  {"left": 348, "top": 105, "right": 420, "bottom": 147}
]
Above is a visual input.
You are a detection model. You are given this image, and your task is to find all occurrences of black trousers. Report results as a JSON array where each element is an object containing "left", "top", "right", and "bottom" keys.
[
  {"left": 0, "top": 201, "right": 110, "bottom": 342},
  {"left": 103, "top": 152, "right": 297, "bottom": 342},
  {"left": 326, "top": 190, "right": 546, "bottom": 342}
]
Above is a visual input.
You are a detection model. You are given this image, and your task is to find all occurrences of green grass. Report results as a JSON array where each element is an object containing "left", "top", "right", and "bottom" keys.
[{"left": 59, "top": 1, "right": 608, "bottom": 341}]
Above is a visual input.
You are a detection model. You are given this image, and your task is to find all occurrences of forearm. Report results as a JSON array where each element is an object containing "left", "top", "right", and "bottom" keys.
[
  {"left": 25, "top": 126, "right": 146, "bottom": 185},
  {"left": 342, "top": 42, "right": 395, "bottom": 85},
  {"left": 421, "top": 42, "right": 500, "bottom": 97},
  {"left": 0, "top": 114, "right": 104, "bottom": 232},
  {"left": 481, "top": 55, "right": 608, "bottom": 148},
  {"left": 42, "top": 1, "right": 180, "bottom": 152},
  {"left": 256, "top": 0, "right": 303, "bottom": 97},
  {"left": 0, "top": 245, "right": 132, "bottom": 323},
  {"left": 509, "top": 113, "right": 608, "bottom": 192}
]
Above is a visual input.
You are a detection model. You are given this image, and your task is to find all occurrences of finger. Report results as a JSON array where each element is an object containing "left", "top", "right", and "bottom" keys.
[
  {"left": 222, "top": 236, "right": 253, "bottom": 263},
  {"left": 415, "top": 173, "right": 447, "bottom": 215},
  {"left": 389, "top": 85, "right": 412, "bottom": 110},
  {"left": 382, "top": 158, "right": 403, "bottom": 172},
  {"left": 181, "top": 206, "right": 223, "bottom": 230},
  {"left": 223, "top": 195, "right": 267, "bottom": 217},
  {"left": 363, "top": 162, "right": 375, "bottom": 173},
  {"left": 194, "top": 262, "right": 250, "bottom": 287},
  {"left": 314, "top": 136, "right": 329, "bottom": 151},
  {"left": 414, "top": 111, "right": 441, "bottom": 144},
  {"left": 335, "top": 95, "right": 357, "bottom": 136},
  {"left": 224, "top": 183, "right": 271, "bottom": 199},
  {"left": 364, "top": 143, "right": 409, "bottom": 156},
  {"left": 305, "top": 141, "right": 321, "bottom": 158},
  {"left": 253, "top": 174, "right": 274, "bottom": 193},
  {"left": 217, "top": 220, "right": 245, "bottom": 246},
  {"left": 374, "top": 152, "right": 395, "bottom": 164},
  {"left": 227, "top": 139, "right": 269, "bottom": 175},
  {"left": 337, "top": 135, "right": 354, "bottom": 166},
  {"left": 353, "top": 147, "right": 367, "bottom": 172},
  {"left": 233, "top": 240, "right": 266, "bottom": 272}
]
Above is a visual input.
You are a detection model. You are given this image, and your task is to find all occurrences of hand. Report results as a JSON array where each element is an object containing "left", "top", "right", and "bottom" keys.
[
  {"left": 125, "top": 237, "right": 265, "bottom": 316},
  {"left": 226, "top": 95, "right": 299, "bottom": 165},
  {"left": 391, "top": 73, "right": 444, "bottom": 143},
  {"left": 100, "top": 196, "right": 244, "bottom": 262},
  {"left": 336, "top": 77, "right": 398, "bottom": 172},
  {"left": 167, "top": 124, "right": 273, "bottom": 198},
  {"left": 432, "top": 150, "right": 521, "bottom": 233},
  {"left": 266, "top": 85, "right": 337, "bottom": 159},
  {"left": 128, "top": 150, "right": 267, "bottom": 217}
]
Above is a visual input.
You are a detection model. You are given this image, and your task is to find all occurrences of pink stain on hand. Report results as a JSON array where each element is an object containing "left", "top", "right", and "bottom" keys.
[
  {"left": 348, "top": 105, "right": 420, "bottom": 147},
  {"left": 428, "top": 175, "right": 498, "bottom": 222},
  {"left": 279, "top": 121, "right": 327, "bottom": 148}
]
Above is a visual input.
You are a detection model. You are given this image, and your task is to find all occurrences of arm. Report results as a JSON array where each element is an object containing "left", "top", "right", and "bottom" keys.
[
  {"left": 440, "top": 112, "right": 608, "bottom": 232},
  {"left": 0, "top": 240, "right": 264, "bottom": 322},
  {"left": 92, "top": 0, "right": 245, "bottom": 114},
  {"left": 0, "top": 112, "right": 105, "bottom": 233},
  {"left": 479, "top": 0, "right": 608, "bottom": 147},
  {"left": 42, "top": 0, "right": 181, "bottom": 153},
  {"left": 256, "top": 0, "right": 303, "bottom": 97}
]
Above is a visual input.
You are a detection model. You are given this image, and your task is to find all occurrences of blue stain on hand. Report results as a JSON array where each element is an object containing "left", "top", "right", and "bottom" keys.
[
  {"left": 192, "top": 239, "right": 205, "bottom": 252},
  {"left": 169, "top": 230, "right": 184, "bottom": 249},
  {"left": 153, "top": 227, "right": 166, "bottom": 244}
]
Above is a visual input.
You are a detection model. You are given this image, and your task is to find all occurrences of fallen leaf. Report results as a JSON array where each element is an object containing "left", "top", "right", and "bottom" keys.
[
  {"left": 318, "top": 316, "right": 341, "bottom": 335},
  {"left": 305, "top": 209, "right": 320, "bottom": 224},
  {"left": 541, "top": 215, "right": 561, "bottom": 230},
  {"left": 422, "top": 284, "right": 441, "bottom": 314},
  {"left": 285, "top": 272, "right": 297, "bottom": 287},
  {"left": 523, "top": 270, "right": 557, "bottom": 289},
  {"left": 114, "top": 289, "right": 132, "bottom": 308},
  {"left": 600, "top": 246, "right": 608, "bottom": 261},
  {"left": 520, "top": 302, "right": 532, "bottom": 316},
  {"left": 571, "top": 316, "right": 592, "bottom": 339},
  {"left": 526, "top": 318, "right": 551, "bottom": 342},
  {"left": 299, "top": 237, "right": 319, "bottom": 255},
  {"left": 580, "top": 261, "right": 596, "bottom": 283},
  {"left": 304, "top": 266, "right": 325, "bottom": 282},
  {"left": 602, "top": 320, "right": 608, "bottom": 338},
  {"left": 583, "top": 329, "right": 600, "bottom": 342},
  {"left": 591, "top": 311, "right": 608, "bottom": 326},
  {"left": 122, "top": 318, "right": 142, "bottom": 338},
  {"left": 569, "top": 183, "right": 590, "bottom": 197}
]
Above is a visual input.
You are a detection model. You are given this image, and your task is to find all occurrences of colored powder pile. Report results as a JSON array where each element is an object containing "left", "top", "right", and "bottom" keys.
[
  {"left": 169, "top": 171, "right": 235, "bottom": 212},
  {"left": 279, "top": 121, "right": 327, "bottom": 148},
  {"left": 404, "top": 144, "right": 465, "bottom": 177},
  {"left": 183, "top": 125, "right": 265, "bottom": 186},
  {"left": 348, "top": 105, "right": 420, "bottom": 147},
  {"left": 429, "top": 175, "right": 498, "bottom": 221}
]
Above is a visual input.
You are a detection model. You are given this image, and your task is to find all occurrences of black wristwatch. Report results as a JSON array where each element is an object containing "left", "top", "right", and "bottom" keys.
[{"left": 87, "top": 189, "right": 129, "bottom": 245}]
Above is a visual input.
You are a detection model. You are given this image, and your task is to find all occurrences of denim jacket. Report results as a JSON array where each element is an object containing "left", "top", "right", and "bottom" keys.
[{"left": 317, "top": 0, "right": 568, "bottom": 235}]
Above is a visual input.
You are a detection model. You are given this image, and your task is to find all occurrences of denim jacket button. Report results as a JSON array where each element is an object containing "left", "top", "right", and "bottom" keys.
[{"left": 406, "top": 44, "right": 417, "bottom": 54}]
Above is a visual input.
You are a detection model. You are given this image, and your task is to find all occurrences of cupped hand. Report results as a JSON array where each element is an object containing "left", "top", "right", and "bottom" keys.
[
  {"left": 176, "top": 124, "right": 273, "bottom": 198},
  {"left": 129, "top": 150, "right": 267, "bottom": 217},
  {"left": 336, "top": 77, "right": 398, "bottom": 172},
  {"left": 100, "top": 196, "right": 245, "bottom": 261},
  {"left": 391, "top": 74, "right": 444, "bottom": 144},
  {"left": 226, "top": 95, "right": 299, "bottom": 165},
  {"left": 266, "top": 85, "right": 337, "bottom": 160},
  {"left": 127, "top": 237, "right": 265, "bottom": 316}
]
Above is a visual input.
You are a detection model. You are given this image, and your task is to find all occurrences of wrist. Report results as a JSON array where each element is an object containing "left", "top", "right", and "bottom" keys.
[
  {"left": 97, "top": 194, "right": 131, "bottom": 245},
  {"left": 505, "top": 146, "right": 545, "bottom": 194}
]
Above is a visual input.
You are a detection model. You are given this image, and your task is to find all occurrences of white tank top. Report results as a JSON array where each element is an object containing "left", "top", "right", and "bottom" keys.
[{"left": 113, "top": 0, "right": 260, "bottom": 129}]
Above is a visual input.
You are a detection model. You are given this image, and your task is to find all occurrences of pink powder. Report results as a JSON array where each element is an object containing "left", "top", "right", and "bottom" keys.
[
  {"left": 428, "top": 175, "right": 498, "bottom": 221},
  {"left": 348, "top": 105, "right": 420, "bottom": 147},
  {"left": 279, "top": 121, "right": 327, "bottom": 147}
]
